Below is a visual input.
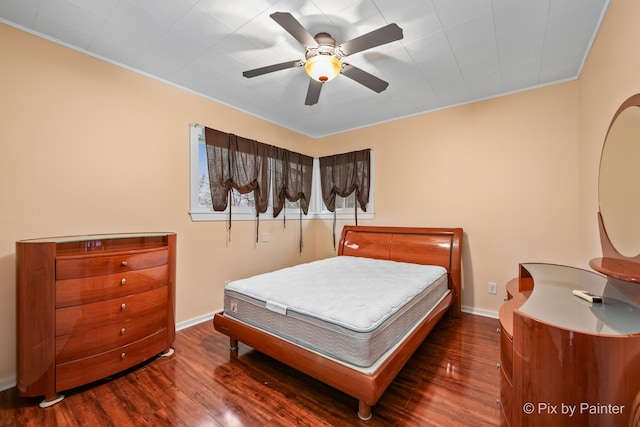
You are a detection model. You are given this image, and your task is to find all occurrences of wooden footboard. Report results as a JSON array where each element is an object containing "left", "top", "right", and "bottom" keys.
[
  {"left": 213, "top": 225, "right": 463, "bottom": 419},
  {"left": 213, "top": 290, "right": 452, "bottom": 420}
]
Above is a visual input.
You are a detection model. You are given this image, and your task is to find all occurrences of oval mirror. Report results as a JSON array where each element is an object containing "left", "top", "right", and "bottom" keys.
[{"left": 599, "top": 94, "right": 640, "bottom": 257}]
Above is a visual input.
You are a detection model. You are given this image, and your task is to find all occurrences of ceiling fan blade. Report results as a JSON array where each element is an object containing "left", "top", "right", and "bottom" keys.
[
  {"left": 338, "top": 23, "right": 403, "bottom": 56},
  {"left": 304, "top": 79, "right": 323, "bottom": 105},
  {"left": 270, "top": 12, "right": 318, "bottom": 48},
  {"left": 243, "top": 60, "right": 303, "bottom": 78},
  {"left": 340, "top": 63, "right": 389, "bottom": 93}
]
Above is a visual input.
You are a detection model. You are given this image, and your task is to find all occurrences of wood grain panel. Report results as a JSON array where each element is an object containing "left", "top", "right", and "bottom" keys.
[
  {"left": 166, "top": 233, "right": 177, "bottom": 348},
  {"left": 15, "top": 241, "right": 57, "bottom": 398},
  {"left": 390, "top": 233, "right": 453, "bottom": 267},
  {"left": 339, "top": 231, "right": 392, "bottom": 259}
]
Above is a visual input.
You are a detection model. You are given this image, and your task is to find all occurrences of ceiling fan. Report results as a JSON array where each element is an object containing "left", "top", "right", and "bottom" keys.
[{"left": 242, "top": 12, "right": 404, "bottom": 106}]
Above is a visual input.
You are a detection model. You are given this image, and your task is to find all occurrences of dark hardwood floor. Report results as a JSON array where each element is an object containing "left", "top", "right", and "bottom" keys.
[{"left": 1, "top": 312, "right": 502, "bottom": 426}]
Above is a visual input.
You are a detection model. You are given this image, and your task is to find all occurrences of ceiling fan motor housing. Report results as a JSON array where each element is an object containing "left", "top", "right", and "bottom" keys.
[{"left": 305, "top": 33, "right": 341, "bottom": 82}]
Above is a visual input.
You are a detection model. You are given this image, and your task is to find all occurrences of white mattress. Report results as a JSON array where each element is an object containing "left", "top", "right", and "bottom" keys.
[{"left": 223, "top": 256, "right": 448, "bottom": 367}]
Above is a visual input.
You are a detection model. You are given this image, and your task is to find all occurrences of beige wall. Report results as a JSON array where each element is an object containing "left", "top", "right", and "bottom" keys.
[
  {"left": 1, "top": 0, "right": 638, "bottom": 390},
  {"left": 315, "top": 82, "right": 582, "bottom": 311},
  {"left": 0, "top": 23, "right": 316, "bottom": 388},
  {"left": 578, "top": 0, "right": 640, "bottom": 263}
]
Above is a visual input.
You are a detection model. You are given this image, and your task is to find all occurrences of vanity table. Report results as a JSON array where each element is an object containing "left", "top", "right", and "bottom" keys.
[
  {"left": 499, "top": 93, "right": 640, "bottom": 426},
  {"left": 499, "top": 263, "right": 640, "bottom": 426}
]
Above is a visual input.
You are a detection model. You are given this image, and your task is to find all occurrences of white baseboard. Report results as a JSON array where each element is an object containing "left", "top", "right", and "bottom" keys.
[
  {"left": 461, "top": 305, "right": 498, "bottom": 319},
  {"left": 0, "top": 376, "right": 16, "bottom": 393},
  {"left": 176, "top": 311, "right": 216, "bottom": 331}
]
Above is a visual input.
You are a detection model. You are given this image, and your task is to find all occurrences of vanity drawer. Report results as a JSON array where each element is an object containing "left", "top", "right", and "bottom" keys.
[
  {"left": 55, "top": 329, "right": 168, "bottom": 392},
  {"left": 56, "top": 247, "right": 169, "bottom": 279},
  {"left": 500, "top": 366, "right": 513, "bottom": 426},
  {"left": 55, "top": 286, "right": 167, "bottom": 336},
  {"left": 56, "top": 265, "right": 168, "bottom": 307},
  {"left": 500, "top": 327, "right": 513, "bottom": 379},
  {"left": 55, "top": 309, "right": 167, "bottom": 363}
]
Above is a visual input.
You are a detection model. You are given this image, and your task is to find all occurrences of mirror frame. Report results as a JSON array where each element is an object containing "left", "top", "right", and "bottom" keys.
[{"left": 590, "top": 93, "right": 640, "bottom": 284}]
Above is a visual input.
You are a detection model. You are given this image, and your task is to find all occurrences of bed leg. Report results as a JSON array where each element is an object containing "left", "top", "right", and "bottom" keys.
[
  {"left": 358, "top": 401, "right": 372, "bottom": 421},
  {"left": 229, "top": 338, "right": 238, "bottom": 351}
]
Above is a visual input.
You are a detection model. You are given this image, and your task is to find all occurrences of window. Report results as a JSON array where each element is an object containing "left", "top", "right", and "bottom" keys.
[{"left": 189, "top": 124, "right": 374, "bottom": 221}]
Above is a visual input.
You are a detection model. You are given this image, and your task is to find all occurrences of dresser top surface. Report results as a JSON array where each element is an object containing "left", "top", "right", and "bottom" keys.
[
  {"left": 19, "top": 232, "right": 173, "bottom": 243},
  {"left": 519, "top": 263, "right": 640, "bottom": 336}
]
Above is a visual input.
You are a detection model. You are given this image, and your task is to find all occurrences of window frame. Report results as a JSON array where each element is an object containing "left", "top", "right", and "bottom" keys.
[{"left": 188, "top": 124, "right": 374, "bottom": 222}]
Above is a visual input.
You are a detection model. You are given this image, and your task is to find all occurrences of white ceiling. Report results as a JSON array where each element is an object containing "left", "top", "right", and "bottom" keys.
[{"left": 0, "top": 0, "right": 609, "bottom": 138}]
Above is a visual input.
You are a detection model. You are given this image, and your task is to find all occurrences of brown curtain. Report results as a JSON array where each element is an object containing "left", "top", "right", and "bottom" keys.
[
  {"left": 204, "top": 127, "right": 271, "bottom": 239},
  {"left": 204, "top": 126, "right": 314, "bottom": 249},
  {"left": 272, "top": 148, "right": 313, "bottom": 252},
  {"left": 319, "top": 149, "right": 371, "bottom": 212},
  {"left": 319, "top": 149, "right": 371, "bottom": 247},
  {"left": 272, "top": 147, "right": 314, "bottom": 217}
]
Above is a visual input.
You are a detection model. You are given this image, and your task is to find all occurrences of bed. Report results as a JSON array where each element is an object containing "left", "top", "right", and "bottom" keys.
[{"left": 213, "top": 225, "right": 463, "bottom": 420}]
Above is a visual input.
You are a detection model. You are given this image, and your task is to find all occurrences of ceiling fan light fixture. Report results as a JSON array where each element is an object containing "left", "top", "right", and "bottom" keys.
[{"left": 305, "top": 54, "right": 341, "bottom": 82}]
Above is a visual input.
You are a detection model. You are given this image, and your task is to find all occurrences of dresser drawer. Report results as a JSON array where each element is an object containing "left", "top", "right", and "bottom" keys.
[
  {"left": 55, "top": 329, "right": 168, "bottom": 392},
  {"left": 56, "top": 247, "right": 169, "bottom": 280},
  {"left": 56, "top": 286, "right": 167, "bottom": 336},
  {"left": 56, "top": 265, "right": 168, "bottom": 308},
  {"left": 55, "top": 308, "right": 167, "bottom": 363}
]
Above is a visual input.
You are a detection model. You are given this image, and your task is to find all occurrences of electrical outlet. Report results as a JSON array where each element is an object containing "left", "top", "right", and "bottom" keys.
[
  {"left": 488, "top": 282, "right": 497, "bottom": 295},
  {"left": 262, "top": 232, "right": 270, "bottom": 242}
]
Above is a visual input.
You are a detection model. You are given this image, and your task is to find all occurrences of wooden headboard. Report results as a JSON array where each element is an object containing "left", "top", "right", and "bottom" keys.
[{"left": 338, "top": 226, "right": 463, "bottom": 317}]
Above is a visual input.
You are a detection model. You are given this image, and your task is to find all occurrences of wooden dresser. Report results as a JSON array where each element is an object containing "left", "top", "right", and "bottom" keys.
[
  {"left": 499, "top": 263, "right": 640, "bottom": 426},
  {"left": 16, "top": 233, "right": 176, "bottom": 407}
]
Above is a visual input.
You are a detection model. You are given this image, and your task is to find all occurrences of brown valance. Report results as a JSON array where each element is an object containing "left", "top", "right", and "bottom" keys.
[
  {"left": 272, "top": 147, "right": 314, "bottom": 217},
  {"left": 319, "top": 149, "right": 371, "bottom": 247},
  {"left": 204, "top": 127, "right": 270, "bottom": 216},
  {"left": 203, "top": 126, "right": 313, "bottom": 249},
  {"left": 319, "top": 149, "right": 371, "bottom": 212}
]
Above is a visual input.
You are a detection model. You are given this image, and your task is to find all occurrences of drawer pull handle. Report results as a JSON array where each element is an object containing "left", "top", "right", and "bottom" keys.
[
  {"left": 121, "top": 353, "right": 126, "bottom": 359},
  {"left": 496, "top": 363, "right": 501, "bottom": 369},
  {"left": 496, "top": 328, "right": 501, "bottom": 334},
  {"left": 121, "top": 261, "right": 128, "bottom": 267},
  {"left": 120, "top": 328, "right": 126, "bottom": 335},
  {"left": 121, "top": 303, "right": 126, "bottom": 310},
  {"left": 120, "top": 278, "right": 126, "bottom": 285}
]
